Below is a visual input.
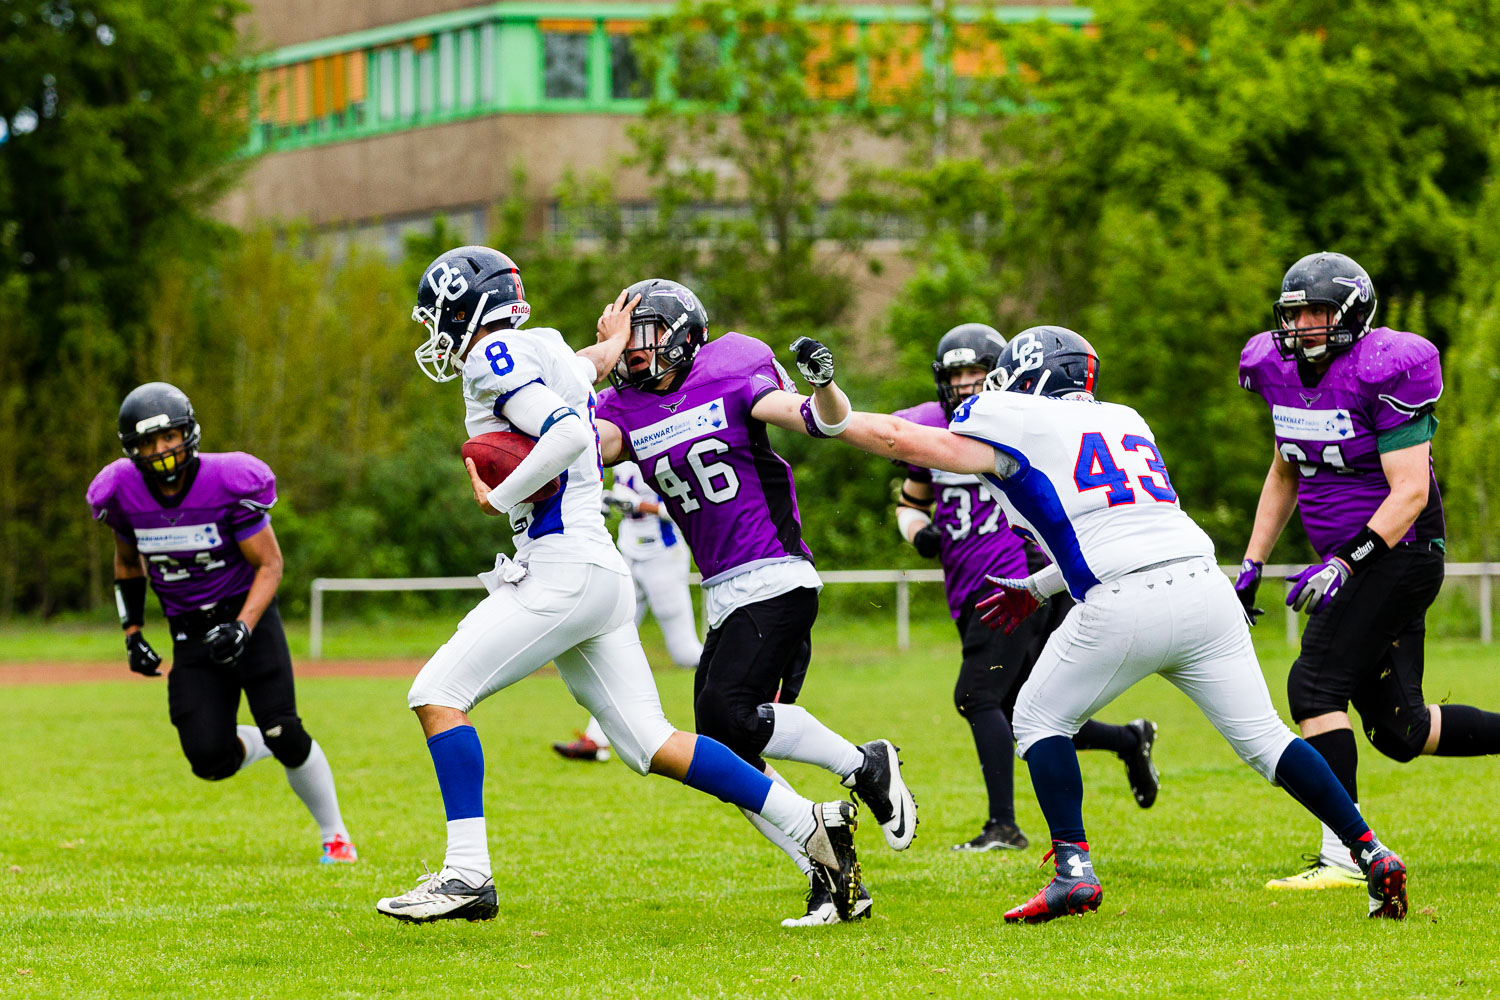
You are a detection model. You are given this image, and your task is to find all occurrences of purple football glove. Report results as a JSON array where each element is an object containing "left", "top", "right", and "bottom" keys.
[
  {"left": 976, "top": 575, "right": 1042, "bottom": 635},
  {"left": 1286, "top": 558, "right": 1351, "bottom": 614},
  {"left": 1234, "top": 559, "right": 1265, "bottom": 626}
]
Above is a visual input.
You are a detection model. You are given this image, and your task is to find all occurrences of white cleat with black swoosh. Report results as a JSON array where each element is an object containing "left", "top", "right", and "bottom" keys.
[{"left": 843, "top": 739, "right": 917, "bottom": 851}]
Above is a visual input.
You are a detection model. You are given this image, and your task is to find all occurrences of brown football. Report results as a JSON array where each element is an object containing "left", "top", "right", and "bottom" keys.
[{"left": 461, "top": 431, "right": 560, "bottom": 505}]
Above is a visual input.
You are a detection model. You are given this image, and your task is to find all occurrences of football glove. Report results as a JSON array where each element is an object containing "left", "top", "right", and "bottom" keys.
[
  {"left": 912, "top": 523, "right": 941, "bottom": 559},
  {"left": 789, "top": 336, "right": 836, "bottom": 388},
  {"left": 126, "top": 632, "right": 163, "bottom": 677},
  {"left": 1234, "top": 559, "right": 1265, "bottom": 626},
  {"left": 603, "top": 494, "right": 637, "bottom": 515},
  {"left": 1286, "top": 558, "right": 1350, "bottom": 615},
  {"left": 204, "top": 620, "right": 252, "bottom": 665},
  {"left": 976, "top": 575, "right": 1043, "bottom": 635}
]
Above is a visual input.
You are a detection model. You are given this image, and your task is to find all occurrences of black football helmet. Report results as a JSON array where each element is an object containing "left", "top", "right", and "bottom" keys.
[
  {"left": 985, "top": 325, "right": 1099, "bottom": 399},
  {"left": 118, "top": 382, "right": 201, "bottom": 483},
  {"left": 412, "top": 246, "right": 530, "bottom": 382},
  {"left": 611, "top": 278, "right": 709, "bottom": 388},
  {"left": 932, "top": 322, "right": 1007, "bottom": 416},
  {"left": 1272, "top": 252, "right": 1377, "bottom": 363}
]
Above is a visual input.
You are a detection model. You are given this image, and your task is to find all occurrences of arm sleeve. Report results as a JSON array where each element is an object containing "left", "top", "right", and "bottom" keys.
[
  {"left": 1029, "top": 563, "right": 1067, "bottom": 599},
  {"left": 486, "top": 381, "right": 590, "bottom": 512}
]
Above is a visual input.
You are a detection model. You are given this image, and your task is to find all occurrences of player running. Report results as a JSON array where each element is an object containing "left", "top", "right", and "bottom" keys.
[
  {"left": 378, "top": 248, "right": 861, "bottom": 925},
  {"left": 896, "top": 323, "right": 1158, "bottom": 852},
  {"left": 831, "top": 325, "right": 1408, "bottom": 922},
  {"left": 593, "top": 278, "right": 915, "bottom": 927},
  {"left": 553, "top": 461, "right": 704, "bottom": 763},
  {"left": 1237, "top": 252, "right": 1500, "bottom": 890},
  {"left": 86, "top": 382, "right": 356, "bottom": 864}
]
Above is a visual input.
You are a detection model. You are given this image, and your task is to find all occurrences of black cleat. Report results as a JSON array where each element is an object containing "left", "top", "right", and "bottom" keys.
[
  {"left": 952, "top": 818, "right": 1029, "bottom": 852},
  {"left": 1352, "top": 835, "right": 1408, "bottom": 920},
  {"left": 781, "top": 874, "right": 873, "bottom": 927},
  {"left": 1122, "top": 719, "right": 1160, "bottom": 808},
  {"left": 804, "top": 801, "right": 862, "bottom": 920},
  {"left": 843, "top": 739, "right": 917, "bottom": 850}
]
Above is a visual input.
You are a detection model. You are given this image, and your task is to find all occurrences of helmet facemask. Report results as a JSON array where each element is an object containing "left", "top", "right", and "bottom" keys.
[
  {"left": 1273, "top": 288, "right": 1373, "bottom": 363},
  {"left": 613, "top": 313, "right": 694, "bottom": 388},
  {"left": 122, "top": 416, "right": 201, "bottom": 483}
]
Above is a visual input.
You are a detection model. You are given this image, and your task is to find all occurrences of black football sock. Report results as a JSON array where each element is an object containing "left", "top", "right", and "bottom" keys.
[
  {"left": 1305, "top": 728, "right": 1359, "bottom": 803},
  {"left": 966, "top": 708, "right": 1016, "bottom": 825},
  {"left": 1434, "top": 705, "right": 1500, "bottom": 756},
  {"left": 1073, "top": 719, "right": 1139, "bottom": 756}
]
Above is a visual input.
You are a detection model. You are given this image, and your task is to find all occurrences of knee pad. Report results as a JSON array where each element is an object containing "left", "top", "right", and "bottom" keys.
[
  {"left": 1365, "top": 710, "right": 1430, "bottom": 764},
  {"left": 261, "top": 718, "right": 313, "bottom": 768},
  {"left": 187, "top": 747, "right": 240, "bottom": 781}
]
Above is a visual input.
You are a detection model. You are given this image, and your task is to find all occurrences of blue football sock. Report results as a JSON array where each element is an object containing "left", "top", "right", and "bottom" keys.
[
  {"left": 1025, "top": 735, "right": 1087, "bottom": 844},
  {"left": 683, "top": 735, "right": 773, "bottom": 813},
  {"left": 427, "top": 725, "right": 485, "bottom": 822},
  {"left": 1274, "top": 738, "right": 1369, "bottom": 847}
]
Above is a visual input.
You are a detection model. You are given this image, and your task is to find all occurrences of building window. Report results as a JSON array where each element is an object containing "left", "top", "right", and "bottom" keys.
[
  {"left": 543, "top": 31, "right": 590, "bottom": 99},
  {"left": 609, "top": 33, "right": 646, "bottom": 100}
]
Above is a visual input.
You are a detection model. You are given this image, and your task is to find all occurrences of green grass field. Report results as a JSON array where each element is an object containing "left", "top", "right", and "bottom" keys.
[{"left": 2, "top": 616, "right": 1498, "bottom": 998}]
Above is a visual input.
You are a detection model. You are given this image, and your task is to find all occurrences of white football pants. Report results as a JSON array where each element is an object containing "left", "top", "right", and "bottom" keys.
[
  {"left": 1012, "top": 556, "right": 1295, "bottom": 781},
  {"left": 408, "top": 561, "right": 675, "bottom": 775},
  {"left": 627, "top": 543, "right": 703, "bottom": 669}
]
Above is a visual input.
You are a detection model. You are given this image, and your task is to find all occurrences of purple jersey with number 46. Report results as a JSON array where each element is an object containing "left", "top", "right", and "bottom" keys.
[
  {"left": 595, "top": 333, "right": 812, "bottom": 584},
  {"left": 1239, "top": 326, "right": 1445, "bottom": 559},
  {"left": 86, "top": 453, "right": 276, "bottom": 616},
  {"left": 894, "top": 401, "right": 1029, "bottom": 618}
]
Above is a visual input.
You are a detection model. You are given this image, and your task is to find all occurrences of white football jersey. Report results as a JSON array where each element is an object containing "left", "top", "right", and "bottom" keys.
[
  {"left": 460, "top": 327, "right": 624, "bottom": 572},
  {"left": 610, "top": 461, "right": 684, "bottom": 558},
  {"left": 948, "top": 391, "right": 1214, "bottom": 601}
]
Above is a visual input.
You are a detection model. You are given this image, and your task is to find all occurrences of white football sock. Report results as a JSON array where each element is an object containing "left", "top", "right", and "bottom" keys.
[
  {"left": 237, "top": 725, "right": 272, "bottom": 771},
  {"left": 757, "top": 780, "right": 816, "bottom": 846},
  {"left": 1319, "top": 808, "right": 1360, "bottom": 870},
  {"left": 761, "top": 704, "right": 865, "bottom": 779},
  {"left": 740, "top": 767, "right": 814, "bottom": 876},
  {"left": 443, "top": 817, "right": 492, "bottom": 882},
  {"left": 584, "top": 716, "right": 609, "bottom": 748},
  {"left": 283, "top": 740, "right": 347, "bottom": 842}
]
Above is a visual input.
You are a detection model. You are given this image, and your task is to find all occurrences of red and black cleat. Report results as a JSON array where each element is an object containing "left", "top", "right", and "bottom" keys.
[
  {"left": 1352, "top": 832, "right": 1407, "bottom": 920},
  {"left": 1004, "top": 840, "right": 1103, "bottom": 924}
]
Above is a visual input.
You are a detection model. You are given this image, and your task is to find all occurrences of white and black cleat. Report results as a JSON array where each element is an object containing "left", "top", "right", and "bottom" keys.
[
  {"left": 803, "top": 800, "right": 862, "bottom": 920},
  {"left": 844, "top": 739, "right": 917, "bottom": 851},
  {"left": 376, "top": 867, "right": 499, "bottom": 923},
  {"left": 781, "top": 873, "right": 873, "bottom": 927}
]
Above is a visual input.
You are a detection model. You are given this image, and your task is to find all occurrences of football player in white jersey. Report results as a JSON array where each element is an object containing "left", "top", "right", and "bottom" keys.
[
  {"left": 826, "top": 325, "right": 1408, "bottom": 922},
  {"left": 554, "top": 461, "right": 703, "bottom": 762},
  {"left": 376, "top": 247, "right": 863, "bottom": 924}
]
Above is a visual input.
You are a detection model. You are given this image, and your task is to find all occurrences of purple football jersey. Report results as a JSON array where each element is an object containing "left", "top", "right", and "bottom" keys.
[
  {"left": 86, "top": 453, "right": 276, "bottom": 616},
  {"left": 894, "top": 401, "right": 1030, "bottom": 618},
  {"left": 595, "top": 333, "right": 812, "bottom": 583},
  {"left": 1239, "top": 327, "right": 1445, "bottom": 558}
]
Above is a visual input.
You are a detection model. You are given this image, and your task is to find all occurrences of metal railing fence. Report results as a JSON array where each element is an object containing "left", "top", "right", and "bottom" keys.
[{"left": 308, "top": 563, "right": 1500, "bottom": 659}]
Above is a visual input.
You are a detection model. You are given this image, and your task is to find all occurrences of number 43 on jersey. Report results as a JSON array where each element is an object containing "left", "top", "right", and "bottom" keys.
[{"left": 1073, "top": 432, "right": 1178, "bottom": 506}]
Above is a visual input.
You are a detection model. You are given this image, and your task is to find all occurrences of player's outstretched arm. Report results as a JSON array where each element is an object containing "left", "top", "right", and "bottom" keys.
[
  {"left": 838, "top": 411, "right": 997, "bottom": 476},
  {"left": 576, "top": 291, "right": 641, "bottom": 384}
]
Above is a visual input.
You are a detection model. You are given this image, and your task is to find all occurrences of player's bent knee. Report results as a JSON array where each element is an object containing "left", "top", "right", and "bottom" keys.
[
  {"left": 1367, "top": 712, "right": 1429, "bottom": 763},
  {"left": 262, "top": 718, "right": 313, "bottom": 768},
  {"left": 1232, "top": 724, "right": 1295, "bottom": 782},
  {"left": 188, "top": 750, "right": 240, "bottom": 781}
]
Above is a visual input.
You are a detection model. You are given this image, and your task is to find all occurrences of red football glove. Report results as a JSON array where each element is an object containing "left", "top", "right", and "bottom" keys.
[{"left": 976, "top": 575, "right": 1042, "bottom": 635}]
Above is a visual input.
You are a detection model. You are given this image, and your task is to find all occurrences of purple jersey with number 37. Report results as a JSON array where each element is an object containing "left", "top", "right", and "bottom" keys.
[
  {"left": 595, "top": 333, "right": 812, "bottom": 583},
  {"left": 86, "top": 453, "right": 276, "bottom": 616},
  {"left": 1239, "top": 326, "right": 1445, "bottom": 559},
  {"left": 894, "top": 401, "right": 1028, "bottom": 618}
]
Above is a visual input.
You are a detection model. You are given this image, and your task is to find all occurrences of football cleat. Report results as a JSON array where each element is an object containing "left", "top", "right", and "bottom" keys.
[
  {"left": 780, "top": 874, "right": 873, "bottom": 927},
  {"left": 843, "top": 739, "right": 917, "bottom": 851},
  {"left": 320, "top": 834, "right": 358, "bottom": 864},
  {"left": 1264, "top": 854, "right": 1366, "bottom": 891},
  {"left": 1351, "top": 835, "right": 1408, "bottom": 920},
  {"left": 376, "top": 867, "right": 499, "bottom": 923},
  {"left": 1003, "top": 841, "right": 1103, "bottom": 924},
  {"left": 552, "top": 732, "right": 611, "bottom": 762},
  {"left": 803, "top": 801, "right": 862, "bottom": 920},
  {"left": 1121, "top": 719, "right": 1160, "bottom": 808},
  {"left": 952, "top": 818, "right": 1029, "bottom": 852}
]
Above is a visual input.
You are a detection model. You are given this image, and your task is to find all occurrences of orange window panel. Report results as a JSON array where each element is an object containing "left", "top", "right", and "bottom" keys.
[
  {"left": 311, "top": 57, "right": 328, "bottom": 117},
  {"left": 272, "top": 65, "right": 290, "bottom": 125},
  {"left": 952, "top": 24, "right": 1005, "bottom": 79},
  {"left": 539, "top": 19, "right": 594, "bottom": 32},
  {"left": 805, "top": 22, "right": 856, "bottom": 100},
  {"left": 867, "top": 24, "right": 925, "bottom": 103},
  {"left": 411, "top": 35, "right": 432, "bottom": 52},
  {"left": 605, "top": 20, "right": 642, "bottom": 34},
  {"left": 257, "top": 68, "right": 276, "bottom": 123},
  {"left": 330, "top": 52, "right": 347, "bottom": 112},
  {"left": 292, "top": 61, "right": 311, "bottom": 123},
  {"left": 347, "top": 51, "right": 367, "bottom": 104}
]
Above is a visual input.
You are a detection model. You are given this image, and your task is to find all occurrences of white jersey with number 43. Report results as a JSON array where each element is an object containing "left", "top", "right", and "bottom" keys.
[
  {"left": 461, "top": 326, "right": 623, "bottom": 571},
  {"left": 948, "top": 391, "right": 1215, "bottom": 601}
]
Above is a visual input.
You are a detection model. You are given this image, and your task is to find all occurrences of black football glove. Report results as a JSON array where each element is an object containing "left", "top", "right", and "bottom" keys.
[
  {"left": 912, "top": 523, "right": 942, "bottom": 559},
  {"left": 125, "top": 632, "right": 163, "bottom": 677},
  {"left": 789, "top": 336, "right": 836, "bottom": 388},
  {"left": 204, "top": 620, "right": 252, "bottom": 665}
]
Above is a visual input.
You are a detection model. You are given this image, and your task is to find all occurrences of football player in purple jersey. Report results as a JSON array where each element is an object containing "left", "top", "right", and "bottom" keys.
[
  {"left": 594, "top": 278, "right": 915, "bottom": 927},
  {"left": 896, "top": 323, "right": 1158, "bottom": 852},
  {"left": 86, "top": 383, "right": 356, "bottom": 864},
  {"left": 1238, "top": 252, "right": 1500, "bottom": 890}
]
